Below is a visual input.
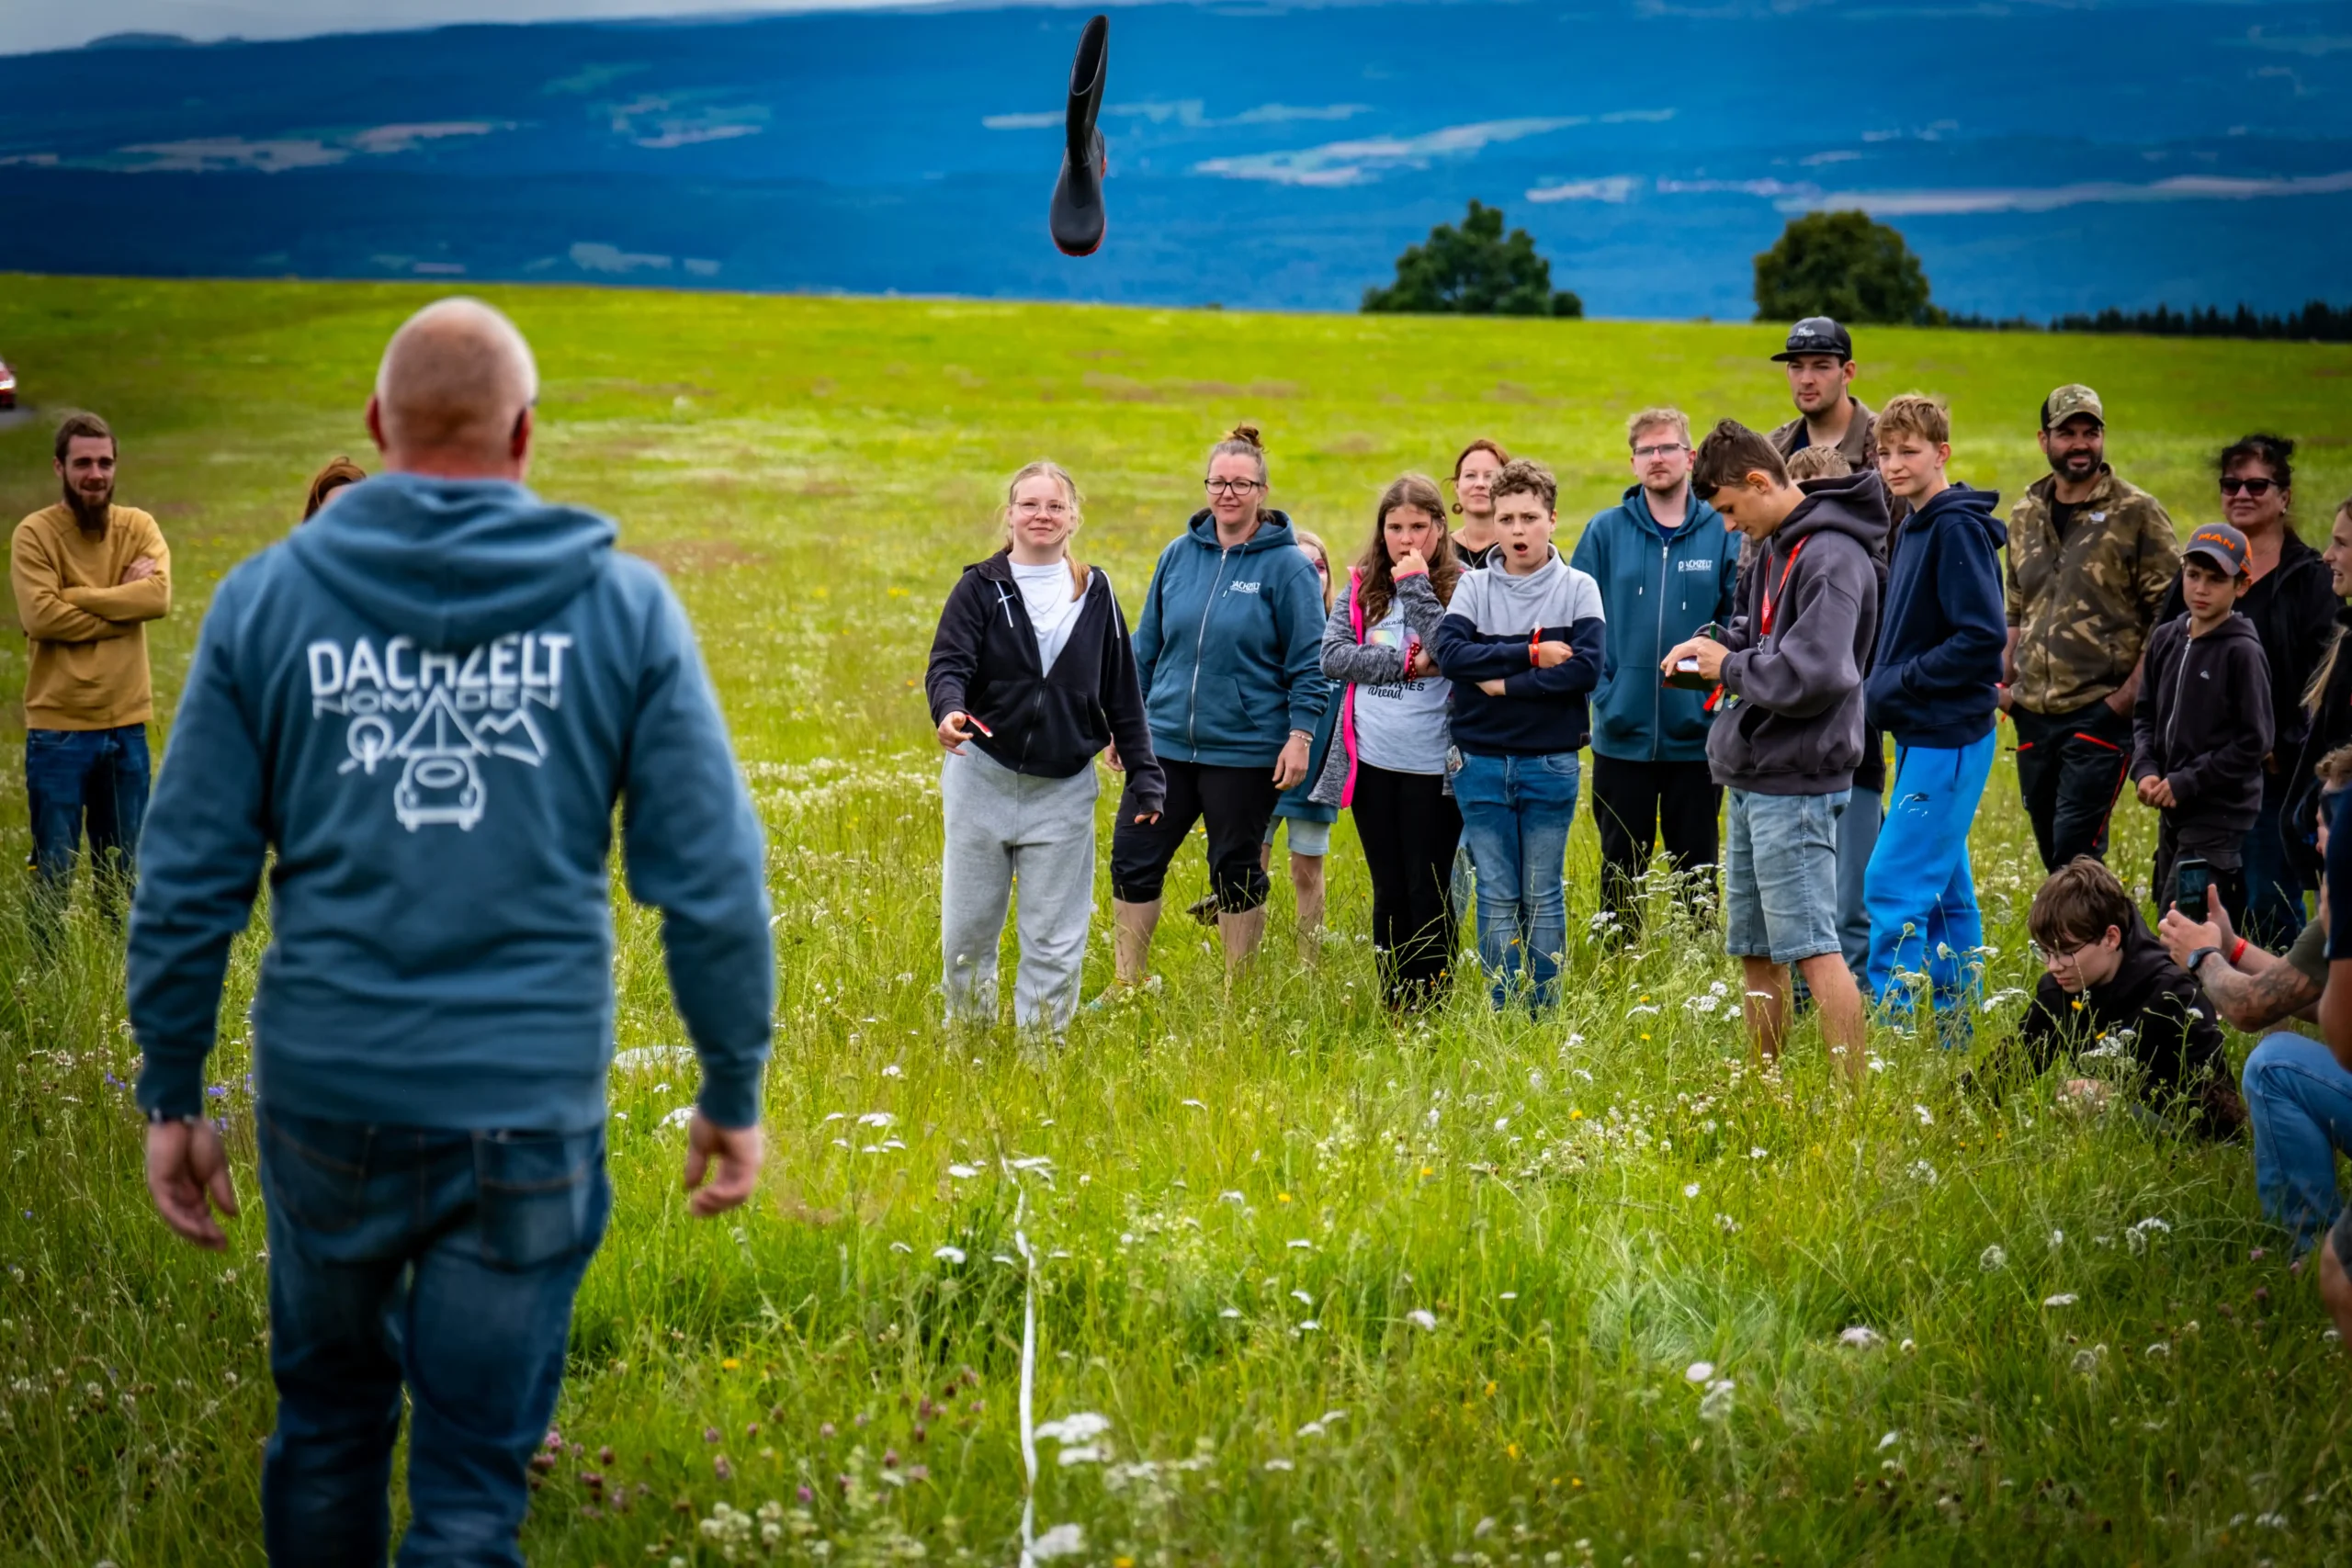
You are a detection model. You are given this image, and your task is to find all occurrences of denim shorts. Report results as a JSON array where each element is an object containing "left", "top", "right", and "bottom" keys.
[
  {"left": 1266, "top": 815, "right": 1331, "bottom": 857},
  {"left": 1724, "top": 786, "right": 1849, "bottom": 965}
]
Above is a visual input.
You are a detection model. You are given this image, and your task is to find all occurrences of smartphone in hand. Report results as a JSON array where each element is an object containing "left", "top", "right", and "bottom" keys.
[
  {"left": 1665, "top": 622, "right": 1725, "bottom": 691},
  {"left": 2174, "top": 856, "right": 2212, "bottom": 924}
]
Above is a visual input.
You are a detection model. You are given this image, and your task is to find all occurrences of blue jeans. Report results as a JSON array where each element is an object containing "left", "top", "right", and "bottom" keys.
[
  {"left": 1863, "top": 733, "right": 1996, "bottom": 1012},
  {"left": 2242, "top": 771, "right": 2307, "bottom": 951},
  {"left": 2242, "top": 1033, "right": 2352, "bottom": 1253},
  {"left": 25, "top": 723, "right": 149, "bottom": 928},
  {"left": 1835, "top": 782, "right": 1881, "bottom": 984},
  {"left": 1453, "top": 750, "right": 1580, "bottom": 1011},
  {"left": 259, "top": 1105, "right": 612, "bottom": 1565}
]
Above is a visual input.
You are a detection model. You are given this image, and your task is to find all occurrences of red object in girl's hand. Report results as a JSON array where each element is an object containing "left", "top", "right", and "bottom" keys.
[{"left": 967, "top": 716, "right": 993, "bottom": 737}]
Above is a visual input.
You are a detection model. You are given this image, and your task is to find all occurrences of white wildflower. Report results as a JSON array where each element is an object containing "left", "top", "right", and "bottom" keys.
[
  {"left": 1980, "top": 1245, "right": 2007, "bottom": 1271},
  {"left": 1684, "top": 1361, "right": 1715, "bottom": 1384},
  {"left": 1838, "top": 1325, "right": 1885, "bottom": 1350},
  {"left": 1034, "top": 1412, "right": 1111, "bottom": 1445},
  {"left": 933, "top": 1246, "right": 966, "bottom": 1265},
  {"left": 946, "top": 1163, "right": 978, "bottom": 1179},
  {"left": 1029, "top": 1522, "right": 1086, "bottom": 1560},
  {"left": 1913, "top": 1103, "right": 1933, "bottom": 1127},
  {"left": 1406, "top": 1310, "right": 1438, "bottom": 1331},
  {"left": 2043, "top": 1292, "right": 2079, "bottom": 1308},
  {"left": 1698, "top": 1380, "right": 1735, "bottom": 1422},
  {"left": 1877, "top": 1430, "right": 1900, "bottom": 1451}
]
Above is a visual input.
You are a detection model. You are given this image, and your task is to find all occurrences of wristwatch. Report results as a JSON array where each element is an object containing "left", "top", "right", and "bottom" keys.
[{"left": 2185, "top": 946, "right": 2221, "bottom": 976}]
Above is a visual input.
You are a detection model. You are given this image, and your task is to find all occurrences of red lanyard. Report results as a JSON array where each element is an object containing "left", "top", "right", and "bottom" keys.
[{"left": 1758, "top": 537, "right": 1809, "bottom": 640}]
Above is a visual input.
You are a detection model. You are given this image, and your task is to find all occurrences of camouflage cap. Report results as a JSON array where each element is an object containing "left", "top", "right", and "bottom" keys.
[{"left": 2041, "top": 383, "right": 2105, "bottom": 430}]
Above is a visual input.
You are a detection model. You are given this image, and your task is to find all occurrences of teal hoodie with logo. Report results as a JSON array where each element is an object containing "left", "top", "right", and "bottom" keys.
[
  {"left": 1569, "top": 484, "right": 1739, "bottom": 762},
  {"left": 1132, "top": 510, "right": 1330, "bottom": 767},
  {"left": 129, "top": 472, "right": 774, "bottom": 1133}
]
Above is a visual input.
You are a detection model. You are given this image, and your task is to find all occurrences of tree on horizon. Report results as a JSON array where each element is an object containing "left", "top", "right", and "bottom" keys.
[
  {"left": 1754, "top": 210, "right": 1939, "bottom": 325},
  {"left": 1363, "top": 200, "right": 1583, "bottom": 319}
]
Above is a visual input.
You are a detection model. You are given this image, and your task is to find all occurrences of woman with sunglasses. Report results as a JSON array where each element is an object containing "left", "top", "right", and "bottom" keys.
[
  {"left": 2155, "top": 434, "right": 2339, "bottom": 946},
  {"left": 1106, "top": 425, "right": 1331, "bottom": 988},
  {"left": 927, "top": 460, "right": 1163, "bottom": 1034}
]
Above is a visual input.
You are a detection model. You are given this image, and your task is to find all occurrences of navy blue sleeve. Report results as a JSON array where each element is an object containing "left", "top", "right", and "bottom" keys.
[
  {"left": 924, "top": 573, "right": 986, "bottom": 724},
  {"left": 129, "top": 575, "right": 270, "bottom": 1120},
  {"left": 619, "top": 581, "right": 775, "bottom": 1129},
  {"left": 2329, "top": 787, "right": 2352, "bottom": 962},
  {"left": 1501, "top": 616, "right": 1605, "bottom": 699},
  {"left": 1431, "top": 612, "right": 1537, "bottom": 681}
]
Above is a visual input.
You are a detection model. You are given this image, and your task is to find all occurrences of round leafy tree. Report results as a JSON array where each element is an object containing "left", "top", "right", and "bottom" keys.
[
  {"left": 1363, "top": 200, "right": 1583, "bottom": 318},
  {"left": 1753, "top": 210, "right": 1938, "bottom": 325}
]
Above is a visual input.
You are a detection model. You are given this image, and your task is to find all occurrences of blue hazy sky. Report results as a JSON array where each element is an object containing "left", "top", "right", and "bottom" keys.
[{"left": 5, "top": 1, "right": 2346, "bottom": 318}]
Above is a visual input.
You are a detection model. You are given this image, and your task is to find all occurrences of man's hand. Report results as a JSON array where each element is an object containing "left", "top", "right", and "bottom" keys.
[
  {"left": 1272, "top": 731, "right": 1311, "bottom": 790},
  {"left": 1532, "top": 639, "right": 1575, "bottom": 670},
  {"left": 2105, "top": 683, "right": 2136, "bottom": 717},
  {"left": 1660, "top": 636, "right": 1728, "bottom": 683},
  {"left": 1996, "top": 683, "right": 2013, "bottom": 714},
  {"left": 936, "top": 711, "right": 977, "bottom": 754},
  {"left": 2137, "top": 775, "right": 2176, "bottom": 809},
  {"left": 119, "top": 556, "right": 159, "bottom": 586},
  {"left": 1103, "top": 741, "right": 1125, "bottom": 773},
  {"left": 146, "top": 1118, "right": 238, "bottom": 1250},
  {"left": 683, "top": 1111, "right": 763, "bottom": 1217},
  {"left": 2156, "top": 906, "right": 2226, "bottom": 968}
]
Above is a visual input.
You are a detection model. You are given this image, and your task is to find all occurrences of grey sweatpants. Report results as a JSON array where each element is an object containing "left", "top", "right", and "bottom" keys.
[{"left": 940, "top": 745, "right": 1100, "bottom": 1033}]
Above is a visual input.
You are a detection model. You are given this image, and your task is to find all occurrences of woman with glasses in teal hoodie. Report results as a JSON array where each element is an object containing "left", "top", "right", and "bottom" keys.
[{"left": 1105, "top": 425, "right": 1332, "bottom": 988}]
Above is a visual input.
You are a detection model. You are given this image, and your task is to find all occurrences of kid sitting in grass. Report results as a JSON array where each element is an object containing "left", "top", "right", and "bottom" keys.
[
  {"left": 2132, "top": 521, "right": 2272, "bottom": 927},
  {"left": 2016, "top": 856, "right": 2248, "bottom": 1137}
]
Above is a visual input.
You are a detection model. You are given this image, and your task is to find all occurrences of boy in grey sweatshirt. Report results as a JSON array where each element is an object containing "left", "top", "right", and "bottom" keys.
[{"left": 1665, "top": 420, "right": 1887, "bottom": 1077}]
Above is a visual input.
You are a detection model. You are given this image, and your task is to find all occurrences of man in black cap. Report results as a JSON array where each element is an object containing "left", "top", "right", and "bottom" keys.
[
  {"left": 1767, "top": 315, "right": 1889, "bottom": 986},
  {"left": 1768, "top": 317, "right": 1881, "bottom": 475}
]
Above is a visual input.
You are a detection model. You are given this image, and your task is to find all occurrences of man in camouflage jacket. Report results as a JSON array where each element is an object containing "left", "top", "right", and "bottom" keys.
[{"left": 2002, "top": 383, "right": 2181, "bottom": 872}]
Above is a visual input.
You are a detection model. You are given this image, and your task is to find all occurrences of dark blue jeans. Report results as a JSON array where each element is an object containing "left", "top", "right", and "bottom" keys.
[
  {"left": 259, "top": 1105, "right": 611, "bottom": 1566},
  {"left": 24, "top": 723, "right": 149, "bottom": 930}
]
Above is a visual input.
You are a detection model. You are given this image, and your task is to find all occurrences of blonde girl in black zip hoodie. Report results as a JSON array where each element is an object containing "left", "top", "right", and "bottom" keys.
[{"left": 924, "top": 461, "right": 1163, "bottom": 1034}]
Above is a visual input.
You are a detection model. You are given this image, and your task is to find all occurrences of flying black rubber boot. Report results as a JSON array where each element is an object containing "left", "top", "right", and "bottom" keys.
[{"left": 1050, "top": 14, "right": 1109, "bottom": 256}]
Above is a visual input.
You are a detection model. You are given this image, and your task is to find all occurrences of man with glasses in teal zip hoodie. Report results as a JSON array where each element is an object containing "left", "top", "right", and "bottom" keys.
[{"left": 1572, "top": 406, "right": 1740, "bottom": 946}]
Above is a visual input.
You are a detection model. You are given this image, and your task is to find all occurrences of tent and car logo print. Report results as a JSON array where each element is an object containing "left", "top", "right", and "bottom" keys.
[{"left": 305, "top": 631, "right": 572, "bottom": 831}]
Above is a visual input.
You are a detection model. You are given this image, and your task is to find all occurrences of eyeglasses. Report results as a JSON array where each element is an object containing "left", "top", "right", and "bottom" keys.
[
  {"left": 1634, "top": 443, "right": 1689, "bottom": 459},
  {"left": 1204, "top": 478, "right": 1262, "bottom": 496},
  {"left": 1012, "top": 501, "right": 1071, "bottom": 517},
  {"left": 2220, "top": 476, "right": 2278, "bottom": 497}
]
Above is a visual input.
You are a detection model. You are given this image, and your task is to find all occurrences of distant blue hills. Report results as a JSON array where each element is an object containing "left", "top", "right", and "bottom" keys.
[{"left": 3, "top": 0, "right": 2347, "bottom": 319}]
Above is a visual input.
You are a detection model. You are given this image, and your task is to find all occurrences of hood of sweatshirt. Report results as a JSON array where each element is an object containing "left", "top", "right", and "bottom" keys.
[
  {"left": 1184, "top": 508, "right": 1300, "bottom": 557},
  {"left": 285, "top": 471, "right": 617, "bottom": 647},
  {"left": 1779, "top": 468, "right": 1892, "bottom": 558},
  {"left": 1903, "top": 480, "right": 2007, "bottom": 553},
  {"left": 1460, "top": 547, "right": 1570, "bottom": 632}
]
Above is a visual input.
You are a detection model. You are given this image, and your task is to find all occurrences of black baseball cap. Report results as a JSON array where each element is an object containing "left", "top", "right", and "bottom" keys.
[{"left": 1771, "top": 317, "right": 1853, "bottom": 363}]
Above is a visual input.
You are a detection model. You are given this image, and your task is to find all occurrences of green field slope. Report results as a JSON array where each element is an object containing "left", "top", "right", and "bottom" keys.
[{"left": 3, "top": 276, "right": 2351, "bottom": 1565}]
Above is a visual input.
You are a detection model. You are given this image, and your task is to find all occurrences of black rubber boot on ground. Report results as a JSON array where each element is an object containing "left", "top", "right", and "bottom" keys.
[{"left": 1049, "top": 14, "right": 1109, "bottom": 256}]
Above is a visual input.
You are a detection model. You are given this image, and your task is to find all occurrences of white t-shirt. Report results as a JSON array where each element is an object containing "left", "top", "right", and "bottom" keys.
[
  {"left": 1011, "top": 560, "right": 1083, "bottom": 671},
  {"left": 1350, "top": 600, "right": 1451, "bottom": 775}
]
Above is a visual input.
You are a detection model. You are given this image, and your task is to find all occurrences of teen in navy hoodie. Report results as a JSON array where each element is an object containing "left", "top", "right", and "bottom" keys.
[{"left": 1860, "top": 396, "right": 2007, "bottom": 1015}]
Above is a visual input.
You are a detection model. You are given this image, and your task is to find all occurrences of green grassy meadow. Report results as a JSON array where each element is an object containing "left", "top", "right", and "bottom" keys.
[{"left": 6, "top": 275, "right": 2352, "bottom": 1565}]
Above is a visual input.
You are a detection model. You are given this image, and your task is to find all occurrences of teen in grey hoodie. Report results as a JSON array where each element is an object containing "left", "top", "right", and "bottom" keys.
[{"left": 1669, "top": 423, "right": 1886, "bottom": 1077}]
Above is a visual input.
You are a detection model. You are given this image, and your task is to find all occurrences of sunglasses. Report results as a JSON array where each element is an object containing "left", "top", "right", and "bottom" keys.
[{"left": 2221, "top": 476, "right": 2278, "bottom": 497}]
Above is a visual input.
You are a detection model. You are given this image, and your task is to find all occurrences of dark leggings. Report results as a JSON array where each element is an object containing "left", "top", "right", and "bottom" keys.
[
  {"left": 1350, "top": 763, "right": 1463, "bottom": 1010},
  {"left": 1110, "top": 758, "right": 1282, "bottom": 911}
]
